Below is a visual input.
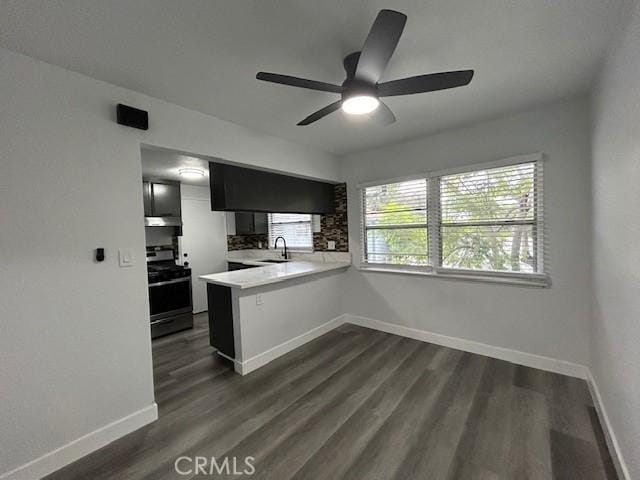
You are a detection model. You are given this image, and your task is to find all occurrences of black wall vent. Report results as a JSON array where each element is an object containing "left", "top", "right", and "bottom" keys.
[{"left": 116, "top": 104, "right": 148, "bottom": 130}]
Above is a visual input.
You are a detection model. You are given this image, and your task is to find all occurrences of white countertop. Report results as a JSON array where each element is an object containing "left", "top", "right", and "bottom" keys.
[{"left": 199, "top": 260, "right": 351, "bottom": 289}]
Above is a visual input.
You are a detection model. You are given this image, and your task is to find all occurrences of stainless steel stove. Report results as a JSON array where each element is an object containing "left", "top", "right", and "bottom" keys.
[{"left": 147, "top": 248, "right": 193, "bottom": 339}]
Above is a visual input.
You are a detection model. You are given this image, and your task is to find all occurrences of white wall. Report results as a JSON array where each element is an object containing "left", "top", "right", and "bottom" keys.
[
  {"left": 340, "top": 98, "right": 593, "bottom": 366},
  {"left": 180, "top": 185, "right": 228, "bottom": 314},
  {"left": 590, "top": 2, "right": 640, "bottom": 477},
  {"left": 234, "top": 270, "right": 347, "bottom": 371},
  {"left": 0, "top": 47, "right": 339, "bottom": 479}
]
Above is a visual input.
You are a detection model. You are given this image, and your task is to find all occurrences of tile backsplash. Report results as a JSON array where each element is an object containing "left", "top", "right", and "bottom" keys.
[
  {"left": 227, "top": 234, "right": 268, "bottom": 250},
  {"left": 313, "top": 183, "right": 348, "bottom": 252}
]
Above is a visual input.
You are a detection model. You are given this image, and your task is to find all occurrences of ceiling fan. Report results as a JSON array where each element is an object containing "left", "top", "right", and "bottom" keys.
[{"left": 256, "top": 9, "right": 473, "bottom": 126}]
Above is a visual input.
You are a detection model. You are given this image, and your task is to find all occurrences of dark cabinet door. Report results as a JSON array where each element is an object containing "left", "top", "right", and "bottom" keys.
[
  {"left": 235, "top": 212, "right": 254, "bottom": 235},
  {"left": 235, "top": 212, "right": 268, "bottom": 235},
  {"left": 151, "top": 182, "right": 181, "bottom": 217},
  {"left": 207, "top": 284, "right": 235, "bottom": 358},
  {"left": 253, "top": 213, "right": 268, "bottom": 234},
  {"left": 142, "top": 182, "right": 153, "bottom": 216},
  {"left": 227, "top": 262, "right": 259, "bottom": 271},
  {"left": 210, "top": 162, "right": 335, "bottom": 213}
]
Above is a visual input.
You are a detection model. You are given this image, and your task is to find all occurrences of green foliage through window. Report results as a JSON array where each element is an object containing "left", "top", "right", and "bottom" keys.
[
  {"left": 364, "top": 180, "right": 428, "bottom": 266},
  {"left": 362, "top": 161, "right": 541, "bottom": 274}
]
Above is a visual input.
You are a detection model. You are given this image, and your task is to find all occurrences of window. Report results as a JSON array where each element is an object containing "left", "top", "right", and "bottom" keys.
[
  {"left": 439, "top": 162, "right": 540, "bottom": 273},
  {"left": 362, "top": 179, "right": 428, "bottom": 265},
  {"left": 360, "top": 155, "right": 545, "bottom": 282},
  {"left": 268, "top": 213, "right": 313, "bottom": 250}
]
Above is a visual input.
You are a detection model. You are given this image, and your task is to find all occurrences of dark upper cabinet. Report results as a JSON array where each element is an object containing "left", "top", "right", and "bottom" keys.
[
  {"left": 143, "top": 181, "right": 181, "bottom": 217},
  {"left": 235, "top": 212, "right": 268, "bottom": 235},
  {"left": 151, "top": 182, "right": 181, "bottom": 217},
  {"left": 210, "top": 163, "right": 335, "bottom": 214},
  {"left": 143, "top": 181, "right": 153, "bottom": 216},
  {"left": 253, "top": 212, "right": 268, "bottom": 234}
]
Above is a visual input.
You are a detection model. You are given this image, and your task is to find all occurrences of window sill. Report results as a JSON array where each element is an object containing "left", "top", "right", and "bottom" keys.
[{"left": 356, "top": 265, "right": 550, "bottom": 288}]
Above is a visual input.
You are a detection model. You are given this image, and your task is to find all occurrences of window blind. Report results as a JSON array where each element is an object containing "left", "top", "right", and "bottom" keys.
[
  {"left": 268, "top": 213, "right": 313, "bottom": 250},
  {"left": 438, "top": 161, "right": 543, "bottom": 273},
  {"left": 359, "top": 155, "right": 546, "bottom": 280},
  {"left": 362, "top": 179, "right": 428, "bottom": 265}
]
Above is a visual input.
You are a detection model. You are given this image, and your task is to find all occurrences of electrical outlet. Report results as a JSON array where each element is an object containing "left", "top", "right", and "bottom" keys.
[
  {"left": 256, "top": 293, "right": 264, "bottom": 305},
  {"left": 327, "top": 240, "right": 336, "bottom": 250}
]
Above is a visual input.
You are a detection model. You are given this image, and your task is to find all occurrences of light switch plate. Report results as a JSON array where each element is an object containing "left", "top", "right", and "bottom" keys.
[
  {"left": 118, "top": 248, "right": 135, "bottom": 267},
  {"left": 327, "top": 240, "right": 336, "bottom": 251},
  {"left": 256, "top": 293, "right": 264, "bottom": 305}
]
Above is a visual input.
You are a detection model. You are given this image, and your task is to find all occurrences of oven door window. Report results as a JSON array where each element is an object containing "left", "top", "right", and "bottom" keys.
[{"left": 149, "top": 280, "right": 191, "bottom": 316}]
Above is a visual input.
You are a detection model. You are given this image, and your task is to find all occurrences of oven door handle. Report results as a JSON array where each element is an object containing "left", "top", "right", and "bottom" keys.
[
  {"left": 149, "top": 277, "right": 191, "bottom": 287},
  {"left": 150, "top": 317, "right": 176, "bottom": 326}
]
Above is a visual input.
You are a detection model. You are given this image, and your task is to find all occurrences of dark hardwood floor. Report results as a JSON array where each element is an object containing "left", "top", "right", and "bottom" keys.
[{"left": 46, "top": 313, "right": 617, "bottom": 480}]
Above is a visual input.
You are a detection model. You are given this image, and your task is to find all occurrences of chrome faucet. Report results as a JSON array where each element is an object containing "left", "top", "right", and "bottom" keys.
[{"left": 273, "top": 236, "right": 288, "bottom": 259}]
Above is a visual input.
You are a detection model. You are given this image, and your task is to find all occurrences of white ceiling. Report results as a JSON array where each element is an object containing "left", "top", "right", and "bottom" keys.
[
  {"left": 141, "top": 148, "right": 210, "bottom": 187},
  {"left": 0, "top": 0, "right": 626, "bottom": 155}
]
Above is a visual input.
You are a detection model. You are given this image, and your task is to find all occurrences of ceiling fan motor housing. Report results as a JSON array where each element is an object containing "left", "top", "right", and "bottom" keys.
[{"left": 341, "top": 79, "right": 377, "bottom": 102}]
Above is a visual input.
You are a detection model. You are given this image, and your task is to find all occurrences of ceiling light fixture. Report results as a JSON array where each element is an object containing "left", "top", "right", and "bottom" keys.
[
  {"left": 178, "top": 167, "right": 205, "bottom": 179},
  {"left": 341, "top": 95, "right": 380, "bottom": 115}
]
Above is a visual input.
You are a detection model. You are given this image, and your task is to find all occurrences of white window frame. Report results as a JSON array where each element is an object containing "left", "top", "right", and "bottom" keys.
[
  {"left": 267, "top": 213, "right": 314, "bottom": 251},
  {"left": 358, "top": 153, "right": 548, "bottom": 287},
  {"left": 360, "top": 178, "right": 430, "bottom": 268}
]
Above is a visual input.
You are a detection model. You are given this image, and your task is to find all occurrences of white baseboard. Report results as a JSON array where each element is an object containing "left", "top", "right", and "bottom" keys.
[
  {"left": 586, "top": 370, "right": 631, "bottom": 480},
  {"left": 235, "top": 314, "right": 348, "bottom": 375},
  {"left": 345, "top": 314, "right": 588, "bottom": 379},
  {"left": 0, "top": 403, "right": 158, "bottom": 480}
]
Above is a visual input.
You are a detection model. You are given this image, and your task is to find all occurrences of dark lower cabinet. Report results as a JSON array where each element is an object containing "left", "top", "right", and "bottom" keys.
[
  {"left": 207, "top": 284, "right": 235, "bottom": 358},
  {"left": 227, "top": 261, "right": 259, "bottom": 271}
]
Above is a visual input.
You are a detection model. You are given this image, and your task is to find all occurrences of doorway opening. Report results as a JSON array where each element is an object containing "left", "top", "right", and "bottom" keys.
[{"left": 140, "top": 146, "right": 231, "bottom": 399}]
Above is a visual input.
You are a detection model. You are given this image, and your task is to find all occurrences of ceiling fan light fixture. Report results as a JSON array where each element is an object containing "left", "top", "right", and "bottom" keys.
[
  {"left": 256, "top": 9, "right": 473, "bottom": 126},
  {"left": 178, "top": 167, "right": 205, "bottom": 179},
  {"left": 341, "top": 95, "right": 379, "bottom": 115}
]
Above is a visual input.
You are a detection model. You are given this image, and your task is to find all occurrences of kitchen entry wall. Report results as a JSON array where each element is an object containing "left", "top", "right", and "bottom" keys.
[
  {"left": 0, "top": 46, "right": 340, "bottom": 480},
  {"left": 180, "top": 185, "right": 227, "bottom": 313},
  {"left": 227, "top": 183, "right": 349, "bottom": 252}
]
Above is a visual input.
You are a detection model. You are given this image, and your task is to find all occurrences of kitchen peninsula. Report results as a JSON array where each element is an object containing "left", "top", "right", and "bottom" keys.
[{"left": 200, "top": 253, "right": 350, "bottom": 374}]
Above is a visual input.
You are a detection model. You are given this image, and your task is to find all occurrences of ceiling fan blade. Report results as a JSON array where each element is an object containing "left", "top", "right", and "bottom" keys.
[
  {"left": 355, "top": 10, "right": 407, "bottom": 84},
  {"left": 369, "top": 101, "right": 396, "bottom": 125},
  {"left": 297, "top": 101, "right": 343, "bottom": 126},
  {"left": 256, "top": 72, "right": 343, "bottom": 93},
  {"left": 377, "top": 70, "right": 474, "bottom": 97}
]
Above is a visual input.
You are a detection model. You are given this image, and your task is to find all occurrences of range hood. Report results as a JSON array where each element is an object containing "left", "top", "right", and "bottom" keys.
[{"left": 143, "top": 180, "right": 183, "bottom": 230}]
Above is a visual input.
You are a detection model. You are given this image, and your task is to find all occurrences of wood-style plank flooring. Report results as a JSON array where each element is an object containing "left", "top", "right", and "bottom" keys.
[{"left": 47, "top": 313, "right": 617, "bottom": 480}]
